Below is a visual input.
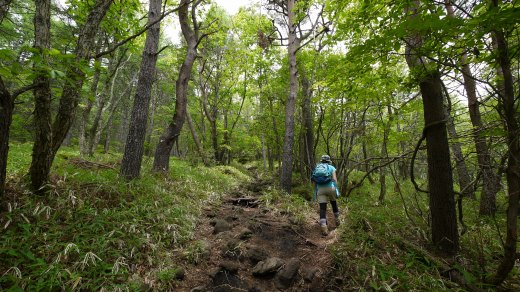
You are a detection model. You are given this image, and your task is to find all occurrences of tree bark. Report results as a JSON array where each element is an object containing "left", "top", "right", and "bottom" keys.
[
  {"left": 280, "top": 0, "right": 299, "bottom": 193},
  {"left": 487, "top": 6, "right": 520, "bottom": 283},
  {"left": 404, "top": 1, "right": 459, "bottom": 254},
  {"left": 29, "top": 0, "right": 52, "bottom": 194},
  {"left": 0, "top": 77, "right": 13, "bottom": 199},
  {"left": 120, "top": 0, "right": 162, "bottom": 179},
  {"left": 153, "top": 0, "right": 198, "bottom": 172}
]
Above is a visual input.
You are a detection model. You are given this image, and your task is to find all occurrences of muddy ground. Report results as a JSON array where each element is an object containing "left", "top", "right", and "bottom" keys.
[{"left": 173, "top": 176, "right": 344, "bottom": 291}]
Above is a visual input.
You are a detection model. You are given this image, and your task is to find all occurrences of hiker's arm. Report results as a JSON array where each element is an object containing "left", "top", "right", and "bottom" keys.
[{"left": 332, "top": 171, "right": 338, "bottom": 183}]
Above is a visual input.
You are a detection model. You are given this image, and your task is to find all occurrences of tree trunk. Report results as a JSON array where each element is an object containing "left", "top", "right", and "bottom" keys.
[
  {"left": 446, "top": 113, "right": 473, "bottom": 198},
  {"left": 153, "top": 0, "right": 198, "bottom": 172},
  {"left": 444, "top": 0, "right": 500, "bottom": 214},
  {"left": 442, "top": 85, "right": 474, "bottom": 199},
  {"left": 29, "top": 0, "right": 52, "bottom": 194},
  {"left": 145, "top": 86, "right": 157, "bottom": 157},
  {"left": 51, "top": 0, "right": 113, "bottom": 154},
  {"left": 103, "top": 112, "right": 113, "bottom": 153},
  {"left": 29, "top": 0, "right": 113, "bottom": 192},
  {"left": 79, "top": 40, "right": 103, "bottom": 156},
  {"left": 0, "top": 0, "right": 13, "bottom": 199},
  {"left": 487, "top": 12, "right": 520, "bottom": 285},
  {"left": 280, "top": 0, "right": 299, "bottom": 193},
  {"left": 396, "top": 117, "right": 409, "bottom": 179},
  {"left": 120, "top": 0, "right": 162, "bottom": 179},
  {"left": 420, "top": 72, "right": 459, "bottom": 254},
  {"left": 404, "top": 1, "right": 458, "bottom": 254},
  {"left": 186, "top": 110, "right": 209, "bottom": 165},
  {"left": 379, "top": 104, "right": 391, "bottom": 203},
  {"left": 261, "top": 132, "right": 267, "bottom": 173},
  {"left": 300, "top": 67, "right": 314, "bottom": 178},
  {"left": 80, "top": 62, "right": 101, "bottom": 156},
  {"left": 0, "top": 78, "right": 13, "bottom": 199}
]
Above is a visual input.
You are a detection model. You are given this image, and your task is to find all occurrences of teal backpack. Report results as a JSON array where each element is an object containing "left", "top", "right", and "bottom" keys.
[{"left": 311, "top": 163, "right": 332, "bottom": 185}]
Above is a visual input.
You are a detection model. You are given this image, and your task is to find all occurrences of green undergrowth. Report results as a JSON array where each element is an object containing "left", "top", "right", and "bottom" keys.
[
  {"left": 1, "top": 143, "right": 248, "bottom": 290},
  {"left": 331, "top": 170, "right": 519, "bottom": 291}
]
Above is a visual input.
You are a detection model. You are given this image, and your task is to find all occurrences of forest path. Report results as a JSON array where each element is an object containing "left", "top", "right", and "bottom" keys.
[{"left": 174, "top": 172, "right": 342, "bottom": 291}]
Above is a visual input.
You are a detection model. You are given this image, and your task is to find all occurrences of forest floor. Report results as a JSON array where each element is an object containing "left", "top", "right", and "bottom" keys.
[{"left": 173, "top": 172, "right": 343, "bottom": 291}]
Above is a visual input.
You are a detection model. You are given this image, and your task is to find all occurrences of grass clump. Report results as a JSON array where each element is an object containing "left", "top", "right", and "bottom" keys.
[{"left": 0, "top": 143, "right": 246, "bottom": 290}]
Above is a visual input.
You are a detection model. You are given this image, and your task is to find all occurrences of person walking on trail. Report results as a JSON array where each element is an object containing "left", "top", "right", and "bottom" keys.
[{"left": 311, "top": 154, "right": 341, "bottom": 236}]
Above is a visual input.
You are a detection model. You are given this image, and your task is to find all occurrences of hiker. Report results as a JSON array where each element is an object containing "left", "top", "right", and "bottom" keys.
[{"left": 311, "top": 154, "right": 341, "bottom": 236}]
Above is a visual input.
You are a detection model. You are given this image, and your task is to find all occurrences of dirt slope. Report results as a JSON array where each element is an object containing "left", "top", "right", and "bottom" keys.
[{"left": 174, "top": 176, "right": 343, "bottom": 291}]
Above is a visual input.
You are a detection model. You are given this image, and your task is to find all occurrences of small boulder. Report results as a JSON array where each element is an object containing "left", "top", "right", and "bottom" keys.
[
  {"left": 237, "top": 227, "right": 253, "bottom": 240},
  {"left": 252, "top": 257, "right": 284, "bottom": 276},
  {"left": 219, "top": 261, "right": 240, "bottom": 274},
  {"left": 213, "top": 219, "right": 232, "bottom": 234},
  {"left": 302, "top": 266, "right": 320, "bottom": 282},
  {"left": 245, "top": 246, "right": 268, "bottom": 263},
  {"left": 275, "top": 258, "right": 300, "bottom": 289},
  {"left": 190, "top": 286, "right": 205, "bottom": 292},
  {"left": 275, "top": 259, "right": 300, "bottom": 289}
]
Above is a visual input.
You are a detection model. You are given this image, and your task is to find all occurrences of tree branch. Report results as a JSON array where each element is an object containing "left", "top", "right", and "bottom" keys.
[{"left": 94, "top": 2, "right": 187, "bottom": 59}]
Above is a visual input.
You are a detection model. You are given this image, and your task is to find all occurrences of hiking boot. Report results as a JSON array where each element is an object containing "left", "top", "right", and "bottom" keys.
[{"left": 320, "top": 225, "right": 328, "bottom": 236}]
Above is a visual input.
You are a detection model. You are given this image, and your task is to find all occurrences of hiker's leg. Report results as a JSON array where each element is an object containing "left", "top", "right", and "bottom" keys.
[
  {"left": 319, "top": 202, "right": 328, "bottom": 235},
  {"left": 319, "top": 203, "right": 327, "bottom": 223}
]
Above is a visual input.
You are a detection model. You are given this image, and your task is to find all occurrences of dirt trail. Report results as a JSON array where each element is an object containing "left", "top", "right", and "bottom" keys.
[{"left": 174, "top": 175, "right": 342, "bottom": 291}]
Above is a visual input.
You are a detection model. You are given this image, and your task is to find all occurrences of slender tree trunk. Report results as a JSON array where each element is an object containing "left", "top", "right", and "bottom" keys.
[
  {"left": 405, "top": 1, "right": 458, "bottom": 254},
  {"left": 186, "top": 110, "right": 208, "bottom": 165},
  {"left": 80, "top": 57, "right": 101, "bottom": 156},
  {"left": 120, "top": 0, "right": 162, "bottom": 179},
  {"left": 0, "top": 0, "right": 14, "bottom": 196},
  {"left": 300, "top": 67, "right": 314, "bottom": 178},
  {"left": 444, "top": 0, "right": 500, "bottom": 214},
  {"left": 442, "top": 85, "right": 474, "bottom": 199},
  {"left": 0, "top": 78, "right": 13, "bottom": 199},
  {"left": 280, "top": 0, "right": 299, "bottom": 193},
  {"left": 261, "top": 132, "right": 267, "bottom": 173},
  {"left": 29, "top": 0, "right": 52, "bottom": 194},
  {"left": 87, "top": 52, "right": 123, "bottom": 156},
  {"left": 103, "top": 113, "right": 113, "bottom": 153},
  {"left": 153, "top": 0, "right": 198, "bottom": 172},
  {"left": 0, "top": 0, "right": 13, "bottom": 199},
  {"left": 396, "top": 117, "right": 409, "bottom": 179},
  {"left": 446, "top": 113, "right": 473, "bottom": 198},
  {"left": 268, "top": 98, "right": 281, "bottom": 165},
  {"left": 145, "top": 87, "right": 157, "bottom": 157},
  {"left": 379, "top": 104, "right": 391, "bottom": 203},
  {"left": 487, "top": 10, "right": 520, "bottom": 284},
  {"left": 51, "top": 0, "right": 113, "bottom": 155}
]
